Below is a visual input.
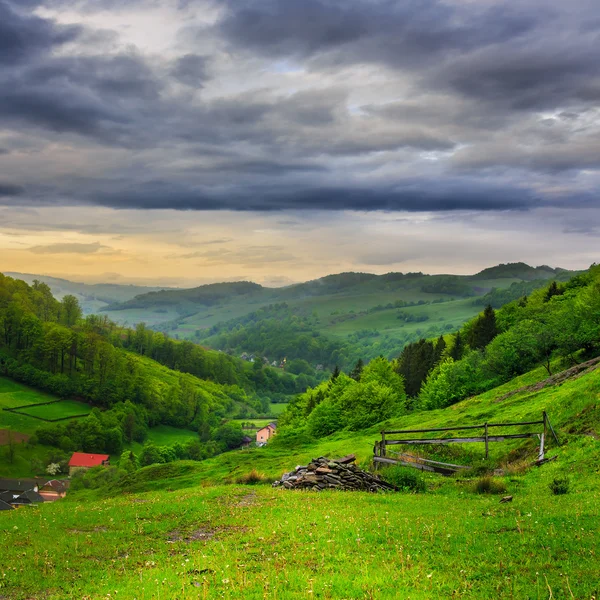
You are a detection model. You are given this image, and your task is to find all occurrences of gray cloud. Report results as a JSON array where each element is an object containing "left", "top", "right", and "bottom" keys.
[
  {"left": 0, "top": 1, "right": 81, "bottom": 65},
  {"left": 0, "top": 183, "right": 24, "bottom": 196},
  {"left": 0, "top": 0, "right": 597, "bottom": 215}
]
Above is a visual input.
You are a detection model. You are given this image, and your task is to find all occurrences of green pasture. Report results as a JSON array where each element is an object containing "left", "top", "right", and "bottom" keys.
[
  {"left": 0, "top": 377, "right": 64, "bottom": 434},
  {"left": 324, "top": 297, "right": 482, "bottom": 339},
  {"left": 14, "top": 398, "right": 91, "bottom": 420},
  {"left": 2, "top": 362, "right": 600, "bottom": 598},
  {"left": 268, "top": 402, "right": 287, "bottom": 415},
  {"left": 0, "top": 376, "right": 60, "bottom": 409},
  {"left": 1, "top": 457, "right": 598, "bottom": 599},
  {"left": 125, "top": 425, "right": 201, "bottom": 454}
]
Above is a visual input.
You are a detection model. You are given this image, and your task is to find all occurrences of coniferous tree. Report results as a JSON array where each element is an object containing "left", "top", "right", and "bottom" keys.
[
  {"left": 544, "top": 281, "right": 564, "bottom": 302},
  {"left": 433, "top": 335, "right": 446, "bottom": 363},
  {"left": 331, "top": 365, "right": 340, "bottom": 381},
  {"left": 468, "top": 304, "right": 498, "bottom": 349},
  {"left": 349, "top": 358, "right": 364, "bottom": 381}
]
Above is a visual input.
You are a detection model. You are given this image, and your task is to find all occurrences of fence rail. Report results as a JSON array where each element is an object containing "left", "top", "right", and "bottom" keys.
[{"left": 374, "top": 411, "right": 559, "bottom": 475}]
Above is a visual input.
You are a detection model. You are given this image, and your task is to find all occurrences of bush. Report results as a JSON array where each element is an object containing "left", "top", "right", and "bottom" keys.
[
  {"left": 549, "top": 476, "right": 570, "bottom": 495},
  {"left": 236, "top": 469, "right": 266, "bottom": 485},
  {"left": 472, "top": 476, "right": 507, "bottom": 495},
  {"left": 381, "top": 466, "right": 426, "bottom": 493}
]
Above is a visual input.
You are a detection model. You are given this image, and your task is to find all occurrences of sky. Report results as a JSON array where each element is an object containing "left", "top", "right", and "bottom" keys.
[{"left": 0, "top": 0, "right": 599, "bottom": 287}]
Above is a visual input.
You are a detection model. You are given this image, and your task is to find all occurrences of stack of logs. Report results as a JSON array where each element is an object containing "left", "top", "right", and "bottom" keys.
[{"left": 272, "top": 454, "right": 398, "bottom": 492}]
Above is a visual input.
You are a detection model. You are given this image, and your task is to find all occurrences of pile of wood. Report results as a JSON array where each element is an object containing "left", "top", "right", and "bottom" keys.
[{"left": 272, "top": 454, "right": 397, "bottom": 492}]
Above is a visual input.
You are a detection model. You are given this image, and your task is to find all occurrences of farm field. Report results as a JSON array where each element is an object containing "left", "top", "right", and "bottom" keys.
[
  {"left": 1, "top": 358, "right": 599, "bottom": 599},
  {"left": 0, "top": 376, "right": 60, "bottom": 410},
  {"left": 15, "top": 398, "right": 91, "bottom": 420},
  {"left": 125, "top": 424, "right": 201, "bottom": 454},
  {"left": 323, "top": 297, "right": 480, "bottom": 338},
  {"left": 0, "top": 377, "right": 64, "bottom": 434}
]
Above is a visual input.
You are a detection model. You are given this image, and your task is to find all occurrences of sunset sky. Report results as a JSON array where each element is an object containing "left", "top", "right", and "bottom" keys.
[{"left": 1, "top": 0, "right": 599, "bottom": 287}]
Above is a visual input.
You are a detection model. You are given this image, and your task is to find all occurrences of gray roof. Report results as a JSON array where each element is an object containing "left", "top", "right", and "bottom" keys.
[{"left": 0, "top": 478, "right": 38, "bottom": 493}]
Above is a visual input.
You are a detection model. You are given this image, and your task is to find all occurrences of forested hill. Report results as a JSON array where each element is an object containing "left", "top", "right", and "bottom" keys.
[
  {"left": 94, "top": 263, "right": 577, "bottom": 357},
  {"left": 279, "top": 265, "right": 600, "bottom": 439},
  {"left": 0, "top": 273, "right": 321, "bottom": 467}
]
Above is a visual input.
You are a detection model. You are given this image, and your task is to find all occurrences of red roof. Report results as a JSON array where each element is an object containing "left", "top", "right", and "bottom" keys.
[{"left": 68, "top": 453, "right": 110, "bottom": 468}]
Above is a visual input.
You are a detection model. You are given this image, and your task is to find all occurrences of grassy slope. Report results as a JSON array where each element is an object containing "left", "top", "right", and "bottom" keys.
[
  {"left": 1, "top": 365, "right": 599, "bottom": 599},
  {"left": 0, "top": 377, "right": 90, "bottom": 435}
]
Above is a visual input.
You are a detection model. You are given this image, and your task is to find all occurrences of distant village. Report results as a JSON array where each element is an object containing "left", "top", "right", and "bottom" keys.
[
  {"left": 0, "top": 452, "right": 109, "bottom": 511},
  {"left": 239, "top": 353, "right": 324, "bottom": 372},
  {"left": 1, "top": 425, "right": 277, "bottom": 511}
]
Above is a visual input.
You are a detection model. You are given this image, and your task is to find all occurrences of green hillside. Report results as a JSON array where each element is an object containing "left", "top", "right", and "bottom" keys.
[
  {"left": 1, "top": 361, "right": 598, "bottom": 599},
  {"left": 101, "top": 264, "right": 574, "bottom": 341}
]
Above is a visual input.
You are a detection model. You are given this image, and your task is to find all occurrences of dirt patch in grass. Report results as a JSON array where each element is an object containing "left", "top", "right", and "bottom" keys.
[
  {"left": 234, "top": 492, "right": 257, "bottom": 507},
  {"left": 167, "top": 524, "right": 246, "bottom": 543},
  {"left": 0, "top": 429, "right": 30, "bottom": 445},
  {"left": 167, "top": 527, "right": 217, "bottom": 543},
  {"left": 68, "top": 526, "right": 108, "bottom": 534}
]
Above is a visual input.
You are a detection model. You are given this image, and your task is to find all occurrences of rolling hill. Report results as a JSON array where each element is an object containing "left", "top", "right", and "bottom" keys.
[{"left": 95, "top": 264, "right": 576, "bottom": 363}]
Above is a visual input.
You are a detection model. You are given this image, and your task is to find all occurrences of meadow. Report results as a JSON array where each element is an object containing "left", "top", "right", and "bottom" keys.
[{"left": 1, "top": 360, "right": 599, "bottom": 598}]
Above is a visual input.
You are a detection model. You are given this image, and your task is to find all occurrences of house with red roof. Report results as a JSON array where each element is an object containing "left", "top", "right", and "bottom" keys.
[{"left": 68, "top": 453, "right": 110, "bottom": 476}]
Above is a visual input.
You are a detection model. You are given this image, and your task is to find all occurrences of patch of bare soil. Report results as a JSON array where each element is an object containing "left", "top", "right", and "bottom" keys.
[
  {"left": 495, "top": 356, "right": 600, "bottom": 403},
  {"left": 0, "top": 429, "right": 30, "bottom": 445},
  {"left": 167, "top": 527, "right": 218, "bottom": 543},
  {"left": 234, "top": 492, "right": 257, "bottom": 507}
]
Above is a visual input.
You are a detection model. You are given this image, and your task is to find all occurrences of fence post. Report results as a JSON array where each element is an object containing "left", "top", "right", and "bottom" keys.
[
  {"left": 484, "top": 422, "right": 489, "bottom": 459},
  {"left": 381, "top": 431, "right": 386, "bottom": 458}
]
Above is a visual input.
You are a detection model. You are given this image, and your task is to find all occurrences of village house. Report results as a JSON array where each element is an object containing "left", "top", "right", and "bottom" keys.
[
  {"left": 256, "top": 422, "right": 276, "bottom": 446},
  {"left": 68, "top": 452, "right": 110, "bottom": 476},
  {"left": 39, "top": 479, "right": 69, "bottom": 502},
  {"left": 0, "top": 479, "right": 47, "bottom": 508},
  {"left": 241, "top": 435, "right": 253, "bottom": 449}
]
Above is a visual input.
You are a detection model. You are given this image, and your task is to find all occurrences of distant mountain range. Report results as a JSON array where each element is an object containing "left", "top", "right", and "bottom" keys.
[{"left": 4, "top": 263, "right": 578, "bottom": 340}]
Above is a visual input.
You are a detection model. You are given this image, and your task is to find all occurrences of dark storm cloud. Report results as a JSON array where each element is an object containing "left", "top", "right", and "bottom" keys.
[
  {"left": 0, "top": 1, "right": 81, "bottom": 65},
  {"left": 0, "top": 183, "right": 25, "bottom": 197},
  {"left": 85, "top": 177, "right": 540, "bottom": 213},
  {"left": 216, "top": 0, "right": 538, "bottom": 67},
  {"left": 0, "top": 0, "right": 598, "bottom": 214},
  {"left": 171, "top": 54, "right": 210, "bottom": 87}
]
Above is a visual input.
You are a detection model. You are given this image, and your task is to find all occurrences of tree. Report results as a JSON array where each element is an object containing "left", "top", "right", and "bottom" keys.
[
  {"left": 449, "top": 331, "right": 464, "bottom": 361},
  {"left": 60, "top": 295, "right": 82, "bottom": 327},
  {"left": 467, "top": 305, "right": 498, "bottom": 350},
  {"left": 349, "top": 358, "right": 364, "bottom": 381},
  {"left": 433, "top": 335, "right": 446, "bottom": 363},
  {"left": 214, "top": 421, "right": 245, "bottom": 450},
  {"left": 544, "top": 281, "right": 563, "bottom": 302}
]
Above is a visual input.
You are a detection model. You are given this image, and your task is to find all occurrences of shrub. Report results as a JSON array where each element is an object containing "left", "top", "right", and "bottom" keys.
[
  {"left": 381, "top": 466, "right": 426, "bottom": 493},
  {"left": 473, "top": 476, "right": 507, "bottom": 495},
  {"left": 549, "top": 476, "right": 570, "bottom": 495},
  {"left": 236, "top": 469, "right": 266, "bottom": 485}
]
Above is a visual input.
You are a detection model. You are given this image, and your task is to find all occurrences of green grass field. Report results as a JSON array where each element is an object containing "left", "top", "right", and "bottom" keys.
[
  {"left": 125, "top": 425, "right": 201, "bottom": 454},
  {"left": 0, "top": 377, "right": 66, "bottom": 434},
  {"left": 1, "top": 363, "right": 598, "bottom": 599},
  {"left": 0, "top": 376, "right": 60, "bottom": 409},
  {"left": 14, "top": 398, "right": 91, "bottom": 420}
]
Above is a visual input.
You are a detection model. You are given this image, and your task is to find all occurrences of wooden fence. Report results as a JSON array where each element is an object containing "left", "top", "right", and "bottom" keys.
[{"left": 373, "top": 411, "right": 559, "bottom": 475}]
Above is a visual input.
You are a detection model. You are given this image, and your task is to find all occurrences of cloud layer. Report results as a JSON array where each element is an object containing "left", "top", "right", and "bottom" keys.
[{"left": 0, "top": 0, "right": 598, "bottom": 213}]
